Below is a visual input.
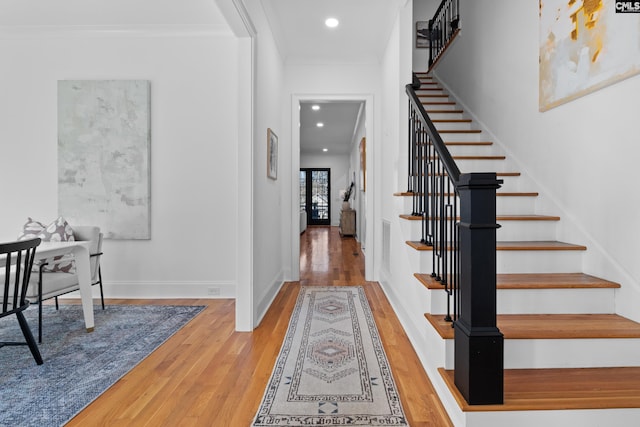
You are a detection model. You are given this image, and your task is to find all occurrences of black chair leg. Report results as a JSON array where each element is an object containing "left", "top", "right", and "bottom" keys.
[
  {"left": 38, "top": 269, "right": 43, "bottom": 343},
  {"left": 98, "top": 267, "right": 105, "bottom": 310},
  {"left": 16, "top": 311, "right": 43, "bottom": 365}
]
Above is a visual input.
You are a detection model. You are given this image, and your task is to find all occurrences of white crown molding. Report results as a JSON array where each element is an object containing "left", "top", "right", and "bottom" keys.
[{"left": 0, "top": 24, "right": 233, "bottom": 39}]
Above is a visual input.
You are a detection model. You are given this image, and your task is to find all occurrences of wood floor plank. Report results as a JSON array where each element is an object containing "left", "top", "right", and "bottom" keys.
[{"left": 66, "top": 227, "right": 452, "bottom": 427}]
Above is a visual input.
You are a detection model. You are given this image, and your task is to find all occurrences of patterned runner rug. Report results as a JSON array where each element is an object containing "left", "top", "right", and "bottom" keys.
[{"left": 253, "top": 286, "right": 409, "bottom": 426}]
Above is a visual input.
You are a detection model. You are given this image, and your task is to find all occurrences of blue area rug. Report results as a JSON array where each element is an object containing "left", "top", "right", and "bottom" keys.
[{"left": 0, "top": 304, "right": 204, "bottom": 427}]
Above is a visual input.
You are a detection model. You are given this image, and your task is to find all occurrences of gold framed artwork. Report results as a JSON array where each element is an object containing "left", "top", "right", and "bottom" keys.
[
  {"left": 539, "top": 1, "right": 640, "bottom": 111},
  {"left": 359, "top": 137, "right": 366, "bottom": 192},
  {"left": 267, "top": 128, "right": 278, "bottom": 180}
]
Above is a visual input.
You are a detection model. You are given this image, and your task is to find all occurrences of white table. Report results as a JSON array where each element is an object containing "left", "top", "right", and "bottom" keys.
[{"left": 35, "top": 241, "right": 95, "bottom": 332}]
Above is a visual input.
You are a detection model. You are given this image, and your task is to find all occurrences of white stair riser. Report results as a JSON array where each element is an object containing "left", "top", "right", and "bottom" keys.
[
  {"left": 451, "top": 158, "right": 510, "bottom": 172},
  {"left": 442, "top": 338, "right": 640, "bottom": 370},
  {"left": 497, "top": 250, "right": 584, "bottom": 273},
  {"left": 427, "top": 112, "right": 465, "bottom": 120},
  {"left": 439, "top": 132, "right": 488, "bottom": 142},
  {"left": 401, "top": 195, "right": 539, "bottom": 217},
  {"left": 428, "top": 288, "right": 616, "bottom": 315},
  {"left": 496, "top": 195, "right": 537, "bottom": 215},
  {"left": 497, "top": 220, "right": 558, "bottom": 241},
  {"left": 419, "top": 95, "right": 451, "bottom": 103},
  {"left": 423, "top": 103, "right": 459, "bottom": 111},
  {"left": 445, "top": 144, "right": 498, "bottom": 156},
  {"left": 464, "top": 408, "right": 640, "bottom": 427},
  {"left": 411, "top": 249, "right": 584, "bottom": 275},
  {"left": 435, "top": 122, "right": 473, "bottom": 131},
  {"left": 495, "top": 176, "right": 522, "bottom": 192},
  {"left": 401, "top": 217, "right": 559, "bottom": 242}
]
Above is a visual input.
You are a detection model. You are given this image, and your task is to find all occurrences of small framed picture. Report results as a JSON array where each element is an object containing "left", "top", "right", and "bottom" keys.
[
  {"left": 267, "top": 128, "right": 278, "bottom": 180},
  {"left": 416, "top": 21, "right": 430, "bottom": 49}
]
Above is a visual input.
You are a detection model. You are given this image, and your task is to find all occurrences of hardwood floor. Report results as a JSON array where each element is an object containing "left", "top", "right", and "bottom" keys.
[{"left": 67, "top": 226, "right": 452, "bottom": 426}]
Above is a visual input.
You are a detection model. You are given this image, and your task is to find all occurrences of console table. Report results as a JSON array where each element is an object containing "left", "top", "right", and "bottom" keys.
[{"left": 339, "top": 209, "right": 356, "bottom": 237}]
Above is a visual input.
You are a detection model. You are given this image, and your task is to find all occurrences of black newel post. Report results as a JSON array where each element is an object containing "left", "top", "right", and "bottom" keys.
[{"left": 454, "top": 172, "right": 504, "bottom": 405}]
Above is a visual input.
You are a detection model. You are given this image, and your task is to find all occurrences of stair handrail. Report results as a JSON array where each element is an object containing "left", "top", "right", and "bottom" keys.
[
  {"left": 406, "top": 83, "right": 460, "bottom": 182},
  {"left": 428, "top": 0, "right": 460, "bottom": 68},
  {"left": 405, "top": 77, "right": 504, "bottom": 405}
]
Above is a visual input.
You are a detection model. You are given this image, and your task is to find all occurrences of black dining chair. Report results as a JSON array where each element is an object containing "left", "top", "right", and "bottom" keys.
[{"left": 0, "top": 238, "right": 43, "bottom": 365}]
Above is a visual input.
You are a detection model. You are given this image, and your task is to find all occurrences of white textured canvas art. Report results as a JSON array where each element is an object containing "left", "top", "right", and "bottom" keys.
[{"left": 58, "top": 80, "right": 151, "bottom": 239}]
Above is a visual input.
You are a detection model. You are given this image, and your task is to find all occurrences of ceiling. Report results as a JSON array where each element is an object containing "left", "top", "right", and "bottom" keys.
[
  {"left": 261, "top": 0, "right": 403, "bottom": 64},
  {"left": 0, "top": 0, "right": 402, "bottom": 157},
  {"left": 262, "top": 0, "right": 402, "bottom": 156},
  {"left": 299, "top": 101, "right": 363, "bottom": 156}
]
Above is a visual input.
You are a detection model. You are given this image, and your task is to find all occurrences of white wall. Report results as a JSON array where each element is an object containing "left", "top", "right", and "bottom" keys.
[
  {"left": 300, "top": 154, "right": 350, "bottom": 227},
  {"left": 434, "top": 0, "right": 640, "bottom": 321},
  {"left": 349, "top": 105, "right": 367, "bottom": 245},
  {"left": 0, "top": 29, "right": 241, "bottom": 298},
  {"left": 242, "top": 0, "right": 286, "bottom": 325}
]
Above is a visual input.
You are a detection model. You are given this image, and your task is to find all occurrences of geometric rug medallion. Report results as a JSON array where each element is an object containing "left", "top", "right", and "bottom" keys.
[{"left": 252, "top": 286, "right": 409, "bottom": 426}]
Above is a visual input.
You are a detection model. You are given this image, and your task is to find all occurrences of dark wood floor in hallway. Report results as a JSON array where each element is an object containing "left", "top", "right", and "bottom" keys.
[{"left": 67, "top": 226, "right": 452, "bottom": 426}]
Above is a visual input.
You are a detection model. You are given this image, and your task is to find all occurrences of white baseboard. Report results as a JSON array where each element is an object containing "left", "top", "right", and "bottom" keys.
[{"left": 57, "top": 280, "right": 236, "bottom": 300}]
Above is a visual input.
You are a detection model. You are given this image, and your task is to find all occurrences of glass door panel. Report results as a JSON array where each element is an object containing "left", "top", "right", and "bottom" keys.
[{"left": 300, "top": 168, "right": 330, "bottom": 226}]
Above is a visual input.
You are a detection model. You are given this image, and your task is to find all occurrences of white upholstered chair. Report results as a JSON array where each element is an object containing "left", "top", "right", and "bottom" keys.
[{"left": 27, "top": 226, "right": 104, "bottom": 342}]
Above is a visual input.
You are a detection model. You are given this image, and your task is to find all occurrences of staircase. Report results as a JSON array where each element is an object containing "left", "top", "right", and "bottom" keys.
[{"left": 395, "top": 72, "right": 640, "bottom": 426}]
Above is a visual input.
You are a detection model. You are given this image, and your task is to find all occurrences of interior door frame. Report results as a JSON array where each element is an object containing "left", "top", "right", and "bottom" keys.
[{"left": 289, "top": 94, "right": 376, "bottom": 282}]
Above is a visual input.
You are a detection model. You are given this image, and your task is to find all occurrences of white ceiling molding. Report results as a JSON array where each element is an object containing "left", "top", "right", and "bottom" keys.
[{"left": 0, "top": 24, "right": 233, "bottom": 39}]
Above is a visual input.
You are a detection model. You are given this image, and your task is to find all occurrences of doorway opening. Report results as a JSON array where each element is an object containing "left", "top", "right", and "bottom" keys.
[{"left": 290, "top": 94, "right": 375, "bottom": 283}]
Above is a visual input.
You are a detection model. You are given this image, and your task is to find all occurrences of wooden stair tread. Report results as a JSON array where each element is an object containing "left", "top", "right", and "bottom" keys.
[
  {"left": 418, "top": 94, "right": 449, "bottom": 98},
  {"left": 425, "top": 313, "right": 640, "bottom": 339},
  {"left": 415, "top": 272, "right": 619, "bottom": 290},
  {"left": 496, "top": 273, "right": 620, "bottom": 289},
  {"left": 497, "top": 241, "right": 586, "bottom": 250},
  {"left": 439, "top": 367, "right": 640, "bottom": 411},
  {"left": 438, "top": 129, "right": 482, "bottom": 134},
  {"left": 406, "top": 240, "right": 586, "bottom": 251}
]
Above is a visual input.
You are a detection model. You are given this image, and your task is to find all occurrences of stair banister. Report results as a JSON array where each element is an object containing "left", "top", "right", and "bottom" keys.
[
  {"left": 428, "top": 0, "right": 460, "bottom": 69},
  {"left": 406, "top": 80, "right": 504, "bottom": 405}
]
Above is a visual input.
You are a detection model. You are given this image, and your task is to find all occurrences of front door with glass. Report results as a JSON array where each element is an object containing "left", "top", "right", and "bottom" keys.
[{"left": 300, "top": 168, "right": 330, "bottom": 226}]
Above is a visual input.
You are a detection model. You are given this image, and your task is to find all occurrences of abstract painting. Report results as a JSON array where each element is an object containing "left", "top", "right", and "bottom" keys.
[
  {"left": 540, "top": 1, "right": 640, "bottom": 111},
  {"left": 58, "top": 80, "right": 151, "bottom": 239}
]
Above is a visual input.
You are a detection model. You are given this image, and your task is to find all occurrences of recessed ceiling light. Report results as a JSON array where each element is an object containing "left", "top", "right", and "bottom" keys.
[
  {"left": 325, "top": 18, "right": 339, "bottom": 28},
  {"left": 312, "top": 105, "right": 320, "bottom": 111},
  {"left": 317, "top": 122, "right": 324, "bottom": 127},
  {"left": 323, "top": 148, "right": 328, "bottom": 152}
]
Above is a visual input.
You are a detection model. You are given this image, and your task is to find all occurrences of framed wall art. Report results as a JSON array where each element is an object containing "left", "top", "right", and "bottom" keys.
[
  {"left": 539, "top": 1, "right": 640, "bottom": 111},
  {"left": 359, "top": 137, "right": 366, "bottom": 192},
  {"left": 267, "top": 128, "right": 278, "bottom": 180},
  {"left": 58, "top": 80, "right": 151, "bottom": 239},
  {"left": 416, "top": 21, "right": 431, "bottom": 48}
]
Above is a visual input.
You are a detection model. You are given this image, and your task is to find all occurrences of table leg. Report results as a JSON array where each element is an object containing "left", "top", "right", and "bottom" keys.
[{"left": 73, "top": 245, "right": 95, "bottom": 332}]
